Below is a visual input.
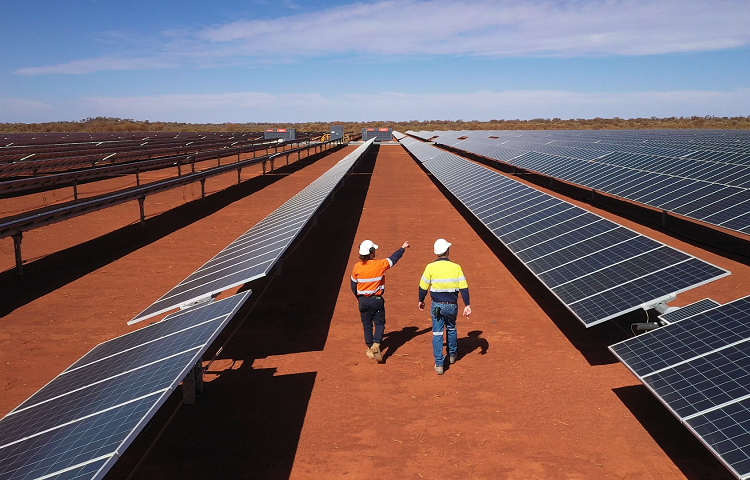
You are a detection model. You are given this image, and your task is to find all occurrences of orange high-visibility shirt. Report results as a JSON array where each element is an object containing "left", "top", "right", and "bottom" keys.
[{"left": 351, "top": 258, "right": 393, "bottom": 296}]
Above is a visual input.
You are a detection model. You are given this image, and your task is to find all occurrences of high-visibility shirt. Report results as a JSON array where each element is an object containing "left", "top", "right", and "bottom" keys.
[
  {"left": 418, "top": 258, "right": 470, "bottom": 305},
  {"left": 351, "top": 248, "right": 405, "bottom": 297}
]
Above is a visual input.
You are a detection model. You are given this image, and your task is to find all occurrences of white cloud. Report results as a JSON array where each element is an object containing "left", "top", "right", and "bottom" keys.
[
  {"left": 15, "top": 0, "right": 750, "bottom": 75},
  {"left": 15, "top": 57, "right": 178, "bottom": 76},
  {"left": 68, "top": 88, "right": 750, "bottom": 123}
]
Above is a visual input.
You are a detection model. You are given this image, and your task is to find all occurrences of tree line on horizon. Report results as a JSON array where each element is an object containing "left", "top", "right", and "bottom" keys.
[{"left": 1, "top": 116, "right": 749, "bottom": 134}]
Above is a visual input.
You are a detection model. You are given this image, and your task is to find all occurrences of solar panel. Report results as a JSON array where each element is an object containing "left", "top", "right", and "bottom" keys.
[
  {"left": 0, "top": 291, "right": 250, "bottom": 480},
  {"left": 610, "top": 296, "right": 750, "bottom": 377},
  {"left": 658, "top": 298, "right": 721, "bottom": 324},
  {"left": 400, "top": 138, "right": 729, "bottom": 327},
  {"left": 421, "top": 129, "right": 750, "bottom": 237},
  {"left": 130, "top": 139, "right": 375, "bottom": 324},
  {"left": 610, "top": 296, "right": 750, "bottom": 480}
]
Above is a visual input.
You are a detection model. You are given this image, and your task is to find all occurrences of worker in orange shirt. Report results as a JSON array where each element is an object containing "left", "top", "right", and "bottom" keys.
[{"left": 351, "top": 239, "right": 410, "bottom": 362}]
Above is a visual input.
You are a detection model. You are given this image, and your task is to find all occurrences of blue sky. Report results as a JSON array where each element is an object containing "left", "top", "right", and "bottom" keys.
[{"left": 1, "top": 0, "right": 749, "bottom": 123}]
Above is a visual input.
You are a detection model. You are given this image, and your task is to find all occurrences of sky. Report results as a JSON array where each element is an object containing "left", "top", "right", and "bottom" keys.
[{"left": 1, "top": 0, "right": 749, "bottom": 123}]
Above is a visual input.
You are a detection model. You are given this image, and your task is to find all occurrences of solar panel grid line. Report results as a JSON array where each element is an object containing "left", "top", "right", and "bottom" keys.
[
  {"left": 641, "top": 342, "right": 750, "bottom": 420},
  {"left": 536, "top": 235, "right": 660, "bottom": 277},
  {"left": 13, "top": 346, "right": 202, "bottom": 414},
  {"left": 683, "top": 401, "right": 750, "bottom": 480},
  {"left": 36, "top": 456, "right": 112, "bottom": 480},
  {"left": 0, "top": 390, "right": 167, "bottom": 452},
  {"left": 58, "top": 316, "right": 223, "bottom": 377},
  {"left": 403, "top": 138, "right": 728, "bottom": 327},
  {"left": 499, "top": 208, "right": 588, "bottom": 246},
  {"left": 658, "top": 298, "right": 722, "bottom": 324},
  {"left": 0, "top": 291, "right": 250, "bottom": 480},
  {"left": 509, "top": 217, "right": 617, "bottom": 252},
  {"left": 641, "top": 336, "right": 750, "bottom": 381},
  {"left": 560, "top": 252, "right": 693, "bottom": 306},
  {"left": 130, "top": 139, "right": 373, "bottom": 324},
  {"left": 609, "top": 296, "right": 750, "bottom": 377}
]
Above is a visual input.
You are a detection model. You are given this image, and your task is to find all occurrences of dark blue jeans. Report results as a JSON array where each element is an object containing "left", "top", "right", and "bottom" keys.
[
  {"left": 432, "top": 302, "right": 458, "bottom": 366},
  {"left": 358, "top": 295, "right": 385, "bottom": 347}
]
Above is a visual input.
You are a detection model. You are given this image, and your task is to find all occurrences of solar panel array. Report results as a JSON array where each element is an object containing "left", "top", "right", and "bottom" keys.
[
  {"left": 658, "top": 298, "right": 721, "bottom": 324},
  {"left": 0, "top": 292, "right": 250, "bottom": 480},
  {"left": 407, "top": 129, "right": 750, "bottom": 237},
  {"left": 610, "top": 295, "right": 750, "bottom": 480},
  {"left": 130, "top": 138, "right": 376, "bottom": 324},
  {"left": 400, "top": 136, "right": 729, "bottom": 327}
]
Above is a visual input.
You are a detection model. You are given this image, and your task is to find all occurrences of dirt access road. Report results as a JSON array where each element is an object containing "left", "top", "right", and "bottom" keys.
[{"left": 3, "top": 143, "right": 749, "bottom": 479}]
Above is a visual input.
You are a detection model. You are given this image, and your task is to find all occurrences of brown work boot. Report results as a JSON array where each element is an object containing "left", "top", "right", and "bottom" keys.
[
  {"left": 366, "top": 347, "right": 375, "bottom": 360},
  {"left": 449, "top": 356, "right": 456, "bottom": 364},
  {"left": 370, "top": 343, "right": 383, "bottom": 363},
  {"left": 435, "top": 365, "right": 444, "bottom": 375}
]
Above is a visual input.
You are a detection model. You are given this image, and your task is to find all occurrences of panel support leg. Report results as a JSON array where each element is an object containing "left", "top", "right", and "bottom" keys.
[
  {"left": 286, "top": 154, "right": 289, "bottom": 166},
  {"left": 237, "top": 168, "right": 242, "bottom": 185},
  {"left": 136, "top": 170, "right": 140, "bottom": 186},
  {"left": 73, "top": 182, "right": 78, "bottom": 201},
  {"left": 12, "top": 233, "right": 23, "bottom": 276},
  {"left": 178, "top": 163, "right": 182, "bottom": 176},
  {"left": 181, "top": 362, "right": 203, "bottom": 404},
  {"left": 138, "top": 196, "right": 146, "bottom": 227},
  {"left": 662, "top": 210, "right": 668, "bottom": 227},
  {"left": 200, "top": 179, "right": 206, "bottom": 199}
]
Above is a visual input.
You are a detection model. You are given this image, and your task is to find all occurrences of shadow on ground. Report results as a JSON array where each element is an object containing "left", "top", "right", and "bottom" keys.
[
  {"left": 411, "top": 157, "right": 630, "bottom": 366},
  {"left": 107, "top": 146, "right": 378, "bottom": 480},
  {"left": 613, "top": 385, "right": 734, "bottom": 480},
  {"left": 0, "top": 147, "right": 345, "bottom": 318}
]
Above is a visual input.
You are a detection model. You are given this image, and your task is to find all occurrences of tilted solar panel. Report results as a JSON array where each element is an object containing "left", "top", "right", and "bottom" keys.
[
  {"left": 0, "top": 291, "right": 250, "bottom": 480},
  {"left": 610, "top": 295, "right": 750, "bottom": 480},
  {"left": 130, "top": 139, "right": 375, "bottom": 324},
  {"left": 658, "top": 298, "right": 721, "bottom": 324},
  {"left": 400, "top": 138, "right": 729, "bottom": 327},
  {"left": 420, "top": 129, "right": 750, "bottom": 236}
]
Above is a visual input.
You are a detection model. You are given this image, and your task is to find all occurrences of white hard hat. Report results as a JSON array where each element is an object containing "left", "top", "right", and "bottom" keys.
[
  {"left": 359, "top": 240, "right": 378, "bottom": 255},
  {"left": 434, "top": 238, "right": 452, "bottom": 255}
]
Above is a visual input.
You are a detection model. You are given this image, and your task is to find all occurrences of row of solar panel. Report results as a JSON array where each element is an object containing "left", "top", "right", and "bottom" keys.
[
  {"left": 412, "top": 131, "right": 750, "bottom": 236},
  {"left": 398, "top": 136, "right": 728, "bottom": 327},
  {"left": 410, "top": 129, "right": 750, "bottom": 158},
  {"left": 0, "top": 139, "right": 375, "bottom": 480},
  {"left": 131, "top": 138, "right": 375, "bottom": 324},
  {"left": 0, "top": 293, "right": 250, "bottom": 480},
  {"left": 611, "top": 295, "right": 750, "bottom": 480}
]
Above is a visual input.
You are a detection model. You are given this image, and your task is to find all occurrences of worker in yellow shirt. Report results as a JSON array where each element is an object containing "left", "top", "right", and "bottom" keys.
[{"left": 418, "top": 239, "right": 472, "bottom": 375}]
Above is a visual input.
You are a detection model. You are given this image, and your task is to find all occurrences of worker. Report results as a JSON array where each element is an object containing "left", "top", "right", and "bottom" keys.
[
  {"left": 351, "top": 239, "right": 410, "bottom": 362},
  {"left": 418, "top": 239, "right": 472, "bottom": 375}
]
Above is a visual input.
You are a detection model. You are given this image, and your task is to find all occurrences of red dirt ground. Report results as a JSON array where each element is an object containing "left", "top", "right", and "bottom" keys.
[{"left": 2, "top": 143, "right": 749, "bottom": 479}]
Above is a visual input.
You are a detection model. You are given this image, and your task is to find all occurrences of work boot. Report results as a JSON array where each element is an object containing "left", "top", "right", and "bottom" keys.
[
  {"left": 366, "top": 347, "right": 375, "bottom": 360},
  {"left": 370, "top": 343, "right": 383, "bottom": 363},
  {"left": 435, "top": 365, "right": 444, "bottom": 375},
  {"left": 449, "top": 356, "right": 456, "bottom": 364}
]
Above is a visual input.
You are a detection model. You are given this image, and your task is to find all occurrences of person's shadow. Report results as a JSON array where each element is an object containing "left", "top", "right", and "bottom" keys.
[
  {"left": 456, "top": 330, "right": 489, "bottom": 361},
  {"left": 380, "top": 326, "right": 431, "bottom": 362}
]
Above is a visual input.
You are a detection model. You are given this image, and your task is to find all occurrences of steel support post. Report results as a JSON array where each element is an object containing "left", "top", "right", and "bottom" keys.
[
  {"left": 136, "top": 170, "right": 140, "bottom": 186},
  {"left": 138, "top": 196, "right": 146, "bottom": 227},
  {"left": 73, "top": 182, "right": 78, "bottom": 201},
  {"left": 12, "top": 233, "right": 23, "bottom": 276},
  {"left": 237, "top": 168, "right": 242, "bottom": 185},
  {"left": 662, "top": 210, "right": 668, "bottom": 227},
  {"left": 200, "top": 179, "right": 206, "bottom": 199}
]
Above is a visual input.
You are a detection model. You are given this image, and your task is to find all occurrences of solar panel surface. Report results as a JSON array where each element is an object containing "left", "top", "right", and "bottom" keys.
[
  {"left": 658, "top": 298, "right": 721, "bottom": 324},
  {"left": 412, "top": 129, "right": 750, "bottom": 236},
  {"left": 610, "top": 295, "right": 750, "bottom": 480},
  {"left": 0, "top": 291, "right": 250, "bottom": 480},
  {"left": 130, "top": 139, "right": 374, "bottom": 324},
  {"left": 400, "top": 137, "right": 729, "bottom": 327}
]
